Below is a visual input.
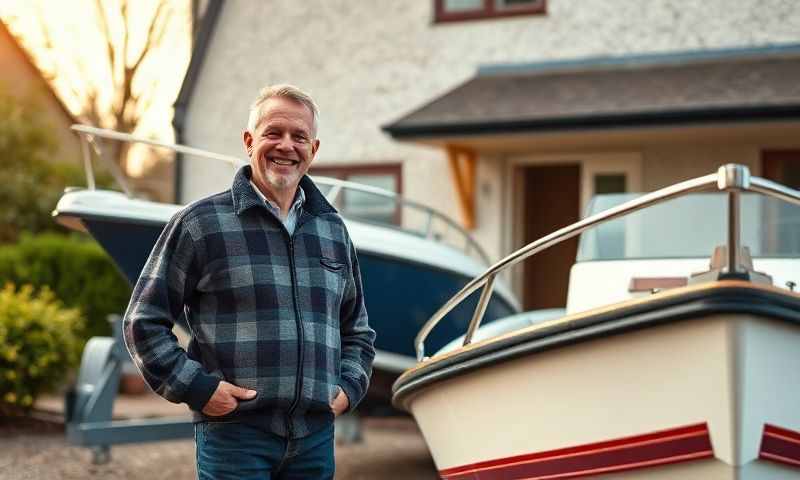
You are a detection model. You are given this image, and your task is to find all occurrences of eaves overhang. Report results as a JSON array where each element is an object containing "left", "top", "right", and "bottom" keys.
[
  {"left": 383, "top": 44, "right": 800, "bottom": 143},
  {"left": 384, "top": 104, "right": 800, "bottom": 140}
]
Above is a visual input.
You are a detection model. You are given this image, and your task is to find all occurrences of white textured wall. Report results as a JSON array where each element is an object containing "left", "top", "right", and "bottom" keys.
[
  {"left": 182, "top": 0, "right": 800, "bottom": 255},
  {"left": 642, "top": 145, "right": 761, "bottom": 191}
]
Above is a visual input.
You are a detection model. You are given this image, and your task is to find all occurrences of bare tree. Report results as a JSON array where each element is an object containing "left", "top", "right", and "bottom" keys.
[{"left": 31, "top": 0, "right": 178, "bottom": 168}]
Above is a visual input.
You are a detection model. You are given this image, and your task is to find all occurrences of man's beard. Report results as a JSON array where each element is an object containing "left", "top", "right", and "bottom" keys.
[{"left": 265, "top": 168, "right": 299, "bottom": 191}]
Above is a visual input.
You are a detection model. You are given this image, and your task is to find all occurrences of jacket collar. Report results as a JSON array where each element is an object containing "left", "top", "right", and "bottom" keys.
[{"left": 231, "top": 165, "right": 337, "bottom": 217}]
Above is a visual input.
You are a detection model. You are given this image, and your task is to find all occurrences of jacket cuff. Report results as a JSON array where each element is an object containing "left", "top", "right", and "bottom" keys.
[
  {"left": 338, "top": 377, "right": 362, "bottom": 413},
  {"left": 184, "top": 373, "right": 220, "bottom": 412}
]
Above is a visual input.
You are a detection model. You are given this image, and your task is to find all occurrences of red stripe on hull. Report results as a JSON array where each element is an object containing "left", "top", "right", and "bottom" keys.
[
  {"left": 440, "top": 423, "right": 713, "bottom": 480},
  {"left": 760, "top": 424, "right": 800, "bottom": 469}
]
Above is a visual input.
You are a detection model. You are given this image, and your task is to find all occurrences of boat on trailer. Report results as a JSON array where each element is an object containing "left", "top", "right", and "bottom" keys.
[
  {"left": 54, "top": 125, "right": 519, "bottom": 414},
  {"left": 393, "top": 164, "right": 800, "bottom": 479}
]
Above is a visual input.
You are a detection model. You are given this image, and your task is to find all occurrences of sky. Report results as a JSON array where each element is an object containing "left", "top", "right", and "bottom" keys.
[{"left": 0, "top": 0, "right": 192, "bottom": 175}]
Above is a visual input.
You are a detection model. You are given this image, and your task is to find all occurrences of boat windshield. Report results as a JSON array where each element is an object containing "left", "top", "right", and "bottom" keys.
[
  {"left": 577, "top": 193, "right": 800, "bottom": 261},
  {"left": 314, "top": 178, "right": 490, "bottom": 265}
]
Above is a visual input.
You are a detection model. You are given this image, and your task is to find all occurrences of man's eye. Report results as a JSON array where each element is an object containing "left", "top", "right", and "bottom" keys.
[
  {"left": 294, "top": 136, "right": 308, "bottom": 143},
  {"left": 264, "top": 132, "right": 280, "bottom": 139}
]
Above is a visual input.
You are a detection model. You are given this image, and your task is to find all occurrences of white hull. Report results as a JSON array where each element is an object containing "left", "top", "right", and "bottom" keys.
[{"left": 395, "top": 283, "right": 800, "bottom": 479}]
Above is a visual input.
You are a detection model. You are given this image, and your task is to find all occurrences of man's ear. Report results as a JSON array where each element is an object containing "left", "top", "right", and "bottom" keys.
[
  {"left": 310, "top": 139, "right": 320, "bottom": 160},
  {"left": 243, "top": 131, "right": 253, "bottom": 156}
]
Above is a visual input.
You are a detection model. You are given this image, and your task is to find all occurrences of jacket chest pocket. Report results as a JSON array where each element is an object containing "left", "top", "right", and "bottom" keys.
[{"left": 320, "top": 257, "right": 346, "bottom": 274}]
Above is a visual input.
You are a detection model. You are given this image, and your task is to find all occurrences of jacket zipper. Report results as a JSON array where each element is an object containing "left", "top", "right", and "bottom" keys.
[{"left": 284, "top": 226, "right": 305, "bottom": 439}]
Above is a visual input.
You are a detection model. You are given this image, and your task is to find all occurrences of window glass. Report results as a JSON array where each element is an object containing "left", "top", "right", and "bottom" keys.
[
  {"left": 348, "top": 174, "right": 396, "bottom": 192},
  {"left": 444, "top": 0, "right": 484, "bottom": 12},
  {"left": 436, "top": 0, "right": 545, "bottom": 22},
  {"left": 496, "top": 0, "right": 538, "bottom": 9},
  {"left": 310, "top": 165, "right": 402, "bottom": 226},
  {"left": 342, "top": 174, "right": 398, "bottom": 225},
  {"left": 594, "top": 174, "right": 627, "bottom": 195}
]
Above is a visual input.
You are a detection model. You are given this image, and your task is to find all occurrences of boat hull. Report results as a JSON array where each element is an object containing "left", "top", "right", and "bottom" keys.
[
  {"left": 70, "top": 215, "right": 513, "bottom": 367},
  {"left": 394, "top": 284, "right": 800, "bottom": 478},
  {"left": 80, "top": 217, "right": 516, "bottom": 358}
]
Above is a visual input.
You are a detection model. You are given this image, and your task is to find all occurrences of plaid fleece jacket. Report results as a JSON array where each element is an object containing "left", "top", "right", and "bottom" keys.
[{"left": 123, "top": 166, "right": 375, "bottom": 438}]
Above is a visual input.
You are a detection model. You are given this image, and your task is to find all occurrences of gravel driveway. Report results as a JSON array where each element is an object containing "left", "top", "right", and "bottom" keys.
[{"left": 0, "top": 416, "right": 438, "bottom": 480}]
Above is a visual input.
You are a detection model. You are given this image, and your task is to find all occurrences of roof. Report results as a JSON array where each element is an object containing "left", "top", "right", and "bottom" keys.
[
  {"left": 0, "top": 19, "right": 79, "bottom": 125},
  {"left": 383, "top": 44, "right": 800, "bottom": 139}
]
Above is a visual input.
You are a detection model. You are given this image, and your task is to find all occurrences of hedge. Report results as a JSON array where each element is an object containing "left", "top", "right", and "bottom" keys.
[{"left": 0, "top": 234, "right": 131, "bottom": 340}]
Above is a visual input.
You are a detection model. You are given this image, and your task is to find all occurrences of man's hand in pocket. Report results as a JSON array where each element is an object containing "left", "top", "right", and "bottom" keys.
[
  {"left": 330, "top": 387, "right": 350, "bottom": 417},
  {"left": 202, "top": 381, "right": 257, "bottom": 416}
]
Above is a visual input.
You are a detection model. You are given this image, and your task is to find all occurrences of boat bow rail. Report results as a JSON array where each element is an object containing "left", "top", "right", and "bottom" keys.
[
  {"left": 414, "top": 164, "right": 800, "bottom": 362},
  {"left": 68, "top": 124, "right": 490, "bottom": 265}
]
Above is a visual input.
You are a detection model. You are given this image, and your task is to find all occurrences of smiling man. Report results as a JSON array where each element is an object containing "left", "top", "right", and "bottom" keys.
[{"left": 123, "top": 84, "right": 375, "bottom": 479}]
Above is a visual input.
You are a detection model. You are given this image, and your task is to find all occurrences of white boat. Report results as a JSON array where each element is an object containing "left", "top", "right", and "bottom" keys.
[
  {"left": 392, "top": 164, "right": 800, "bottom": 479},
  {"left": 54, "top": 125, "right": 520, "bottom": 414}
]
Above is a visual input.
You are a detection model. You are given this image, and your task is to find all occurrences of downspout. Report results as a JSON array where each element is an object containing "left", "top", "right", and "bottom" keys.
[{"left": 171, "top": 0, "right": 224, "bottom": 203}]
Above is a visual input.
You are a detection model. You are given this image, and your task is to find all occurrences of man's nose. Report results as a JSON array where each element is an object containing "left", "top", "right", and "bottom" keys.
[{"left": 275, "top": 134, "right": 294, "bottom": 152}]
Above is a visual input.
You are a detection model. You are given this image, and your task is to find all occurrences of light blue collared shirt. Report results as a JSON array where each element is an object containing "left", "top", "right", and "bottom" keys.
[{"left": 250, "top": 181, "right": 305, "bottom": 235}]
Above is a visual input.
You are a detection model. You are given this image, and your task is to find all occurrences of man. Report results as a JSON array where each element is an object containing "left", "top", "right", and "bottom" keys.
[{"left": 123, "top": 84, "right": 376, "bottom": 479}]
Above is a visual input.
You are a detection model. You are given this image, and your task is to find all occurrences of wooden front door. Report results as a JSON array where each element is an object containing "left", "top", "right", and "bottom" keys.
[
  {"left": 522, "top": 164, "right": 581, "bottom": 310},
  {"left": 762, "top": 150, "right": 800, "bottom": 188}
]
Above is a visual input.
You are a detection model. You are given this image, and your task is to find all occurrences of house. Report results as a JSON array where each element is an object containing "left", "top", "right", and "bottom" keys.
[
  {"left": 174, "top": 0, "right": 800, "bottom": 308},
  {"left": 0, "top": 19, "right": 81, "bottom": 165}
]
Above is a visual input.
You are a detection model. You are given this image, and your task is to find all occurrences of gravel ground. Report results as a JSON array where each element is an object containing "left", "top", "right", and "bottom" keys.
[{"left": 0, "top": 415, "right": 438, "bottom": 480}]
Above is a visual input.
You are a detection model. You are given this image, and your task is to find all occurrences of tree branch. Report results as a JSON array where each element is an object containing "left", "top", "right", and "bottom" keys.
[
  {"left": 94, "top": 0, "right": 117, "bottom": 91},
  {"left": 130, "top": 0, "right": 170, "bottom": 74},
  {"left": 19, "top": 0, "right": 183, "bottom": 159}
]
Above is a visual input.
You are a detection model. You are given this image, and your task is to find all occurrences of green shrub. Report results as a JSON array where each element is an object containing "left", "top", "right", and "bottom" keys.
[
  {"left": 0, "top": 284, "right": 84, "bottom": 414},
  {"left": 0, "top": 160, "right": 88, "bottom": 243},
  {"left": 0, "top": 83, "right": 115, "bottom": 243},
  {"left": 0, "top": 84, "right": 68, "bottom": 243},
  {"left": 0, "top": 234, "right": 130, "bottom": 340}
]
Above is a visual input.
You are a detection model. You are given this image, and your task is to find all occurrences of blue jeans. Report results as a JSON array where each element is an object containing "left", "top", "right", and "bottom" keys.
[{"left": 195, "top": 421, "right": 335, "bottom": 480}]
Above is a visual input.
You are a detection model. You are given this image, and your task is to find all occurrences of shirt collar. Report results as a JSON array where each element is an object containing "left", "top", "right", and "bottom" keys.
[
  {"left": 231, "top": 165, "right": 337, "bottom": 217},
  {"left": 249, "top": 180, "right": 305, "bottom": 216}
]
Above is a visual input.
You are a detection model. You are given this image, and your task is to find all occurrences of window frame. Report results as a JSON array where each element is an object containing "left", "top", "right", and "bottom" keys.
[
  {"left": 309, "top": 163, "right": 403, "bottom": 225},
  {"left": 434, "top": 0, "right": 547, "bottom": 23},
  {"left": 309, "top": 164, "right": 403, "bottom": 194}
]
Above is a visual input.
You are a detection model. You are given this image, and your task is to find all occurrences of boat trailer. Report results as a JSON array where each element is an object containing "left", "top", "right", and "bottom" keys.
[
  {"left": 64, "top": 315, "right": 193, "bottom": 464},
  {"left": 64, "top": 315, "right": 364, "bottom": 464}
]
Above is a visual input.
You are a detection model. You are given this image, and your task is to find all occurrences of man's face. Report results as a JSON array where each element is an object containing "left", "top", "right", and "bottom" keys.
[{"left": 243, "top": 97, "right": 319, "bottom": 195}]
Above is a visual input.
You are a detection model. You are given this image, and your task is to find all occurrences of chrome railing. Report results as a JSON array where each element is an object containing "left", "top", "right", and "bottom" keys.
[
  {"left": 414, "top": 164, "right": 800, "bottom": 361},
  {"left": 70, "top": 125, "right": 490, "bottom": 264}
]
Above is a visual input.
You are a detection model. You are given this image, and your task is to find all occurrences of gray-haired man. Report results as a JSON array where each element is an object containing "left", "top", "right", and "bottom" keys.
[{"left": 124, "top": 84, "right": 376, "bottom": 479}]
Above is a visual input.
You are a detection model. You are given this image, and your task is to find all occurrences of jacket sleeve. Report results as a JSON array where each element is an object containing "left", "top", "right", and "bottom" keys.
[
  {"left": 337, "top": 240, "right": 376, "bottom": 411},
  {"left": 122, "top": 212, "right": 220, "bottom": 411}
]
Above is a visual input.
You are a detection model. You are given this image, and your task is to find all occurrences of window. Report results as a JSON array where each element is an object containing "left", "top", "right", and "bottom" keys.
[
  {"left": 593, "top": 174, "right": 627, "bottom": 195},
  {"left": 435, "top": 0, "right": 546, "bottom": 23},
  {"left": 309, "top": 164, "right": 402, "bottom": 226},
  {"left": 443, "top": 0, "right": 484, "bottom": 12}
]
